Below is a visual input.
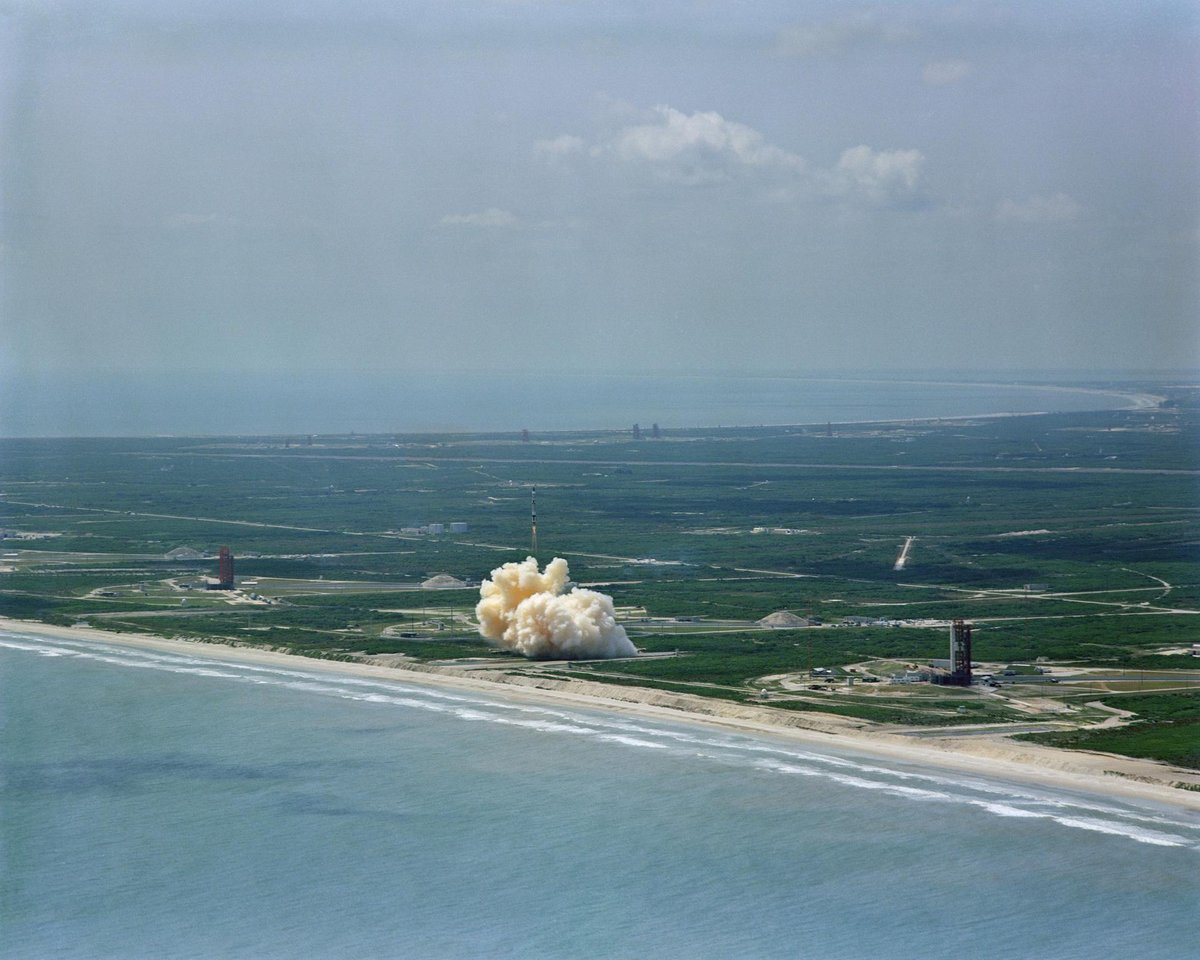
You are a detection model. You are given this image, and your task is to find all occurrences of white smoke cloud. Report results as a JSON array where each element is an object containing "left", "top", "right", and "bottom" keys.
[{"left": 475, "top": 556, "right": 637, "bottom": 660}]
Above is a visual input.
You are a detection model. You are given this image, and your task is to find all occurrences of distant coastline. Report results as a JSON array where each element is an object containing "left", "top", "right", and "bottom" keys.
[
  {"left": 665, "top": 377, "right": 1167, "bottom": 433},
  {"left": 0, "top": 373, "right": 1172, "bottom": 439},
  {"left": 4, "top": 617, "right": 1198, "bottom": 812}
]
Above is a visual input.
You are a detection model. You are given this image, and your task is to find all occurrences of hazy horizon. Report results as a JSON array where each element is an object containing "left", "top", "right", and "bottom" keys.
[
  {"left": 2, "top": 1, "right": 1197, "bottom": 424},
  {"left": 0, "top": 369, "right": 1169, "bottom": 438}
]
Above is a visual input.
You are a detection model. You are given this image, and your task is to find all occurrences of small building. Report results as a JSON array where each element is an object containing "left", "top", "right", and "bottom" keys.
[{"left": 449, "top": 522, "right": 468, "bottom": 533}]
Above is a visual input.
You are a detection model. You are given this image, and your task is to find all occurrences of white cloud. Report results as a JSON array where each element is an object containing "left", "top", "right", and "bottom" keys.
[
  {"left": 533, "top": 134, "right": 585, "bottom": 160},
  {"left": 607, "top": 106, "right": 805, "bottom": 180},
  {"left": 996, "top": 193, "right": 1081, "bottom": 223},
  {"left": 921, "top": 59, "right": 972, "bottom": 86},
  {"left": 566, "top": 104, "right": 811, "bottom": 188},
  {"left": 828, "top": 145, "right": 925, "bottom": 202},
  {"left": 440, "top": 208, "right": 520, "bottom": 228},
  {"left": 537, "top": 105, "right": 925, "bottom": 205},
  {"left": 777, "top": 13, "right": 919, "bottom": 58}
]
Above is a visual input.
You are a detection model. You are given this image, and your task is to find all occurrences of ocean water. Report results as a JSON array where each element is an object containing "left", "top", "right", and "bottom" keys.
[
  {"left": 0, "top": 372, "right": 1146, "bottom": 437},
  {"left": 2, "top": 631, "right": 1197, "bottom": 960}
]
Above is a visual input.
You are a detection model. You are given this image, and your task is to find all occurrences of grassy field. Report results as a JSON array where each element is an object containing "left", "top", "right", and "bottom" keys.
[
  {"left": 2, "top": 381, "right": 1198, "bottom": 762},
  {"left": 1019, "top": 694, "right": 1200, "bottom": 770}
]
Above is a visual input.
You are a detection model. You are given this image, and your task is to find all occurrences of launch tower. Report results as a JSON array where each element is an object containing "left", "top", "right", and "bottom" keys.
[
  {"left": 948, "top": 619, "right": 972, "bottom": 685},
  {"left": 216, "top": 546, "right": 235, "bottom": 590}
]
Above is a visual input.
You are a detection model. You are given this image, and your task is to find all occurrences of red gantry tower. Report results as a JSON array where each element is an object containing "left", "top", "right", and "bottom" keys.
[{"left": 217, "top": 546, "right": 235, "bottom": 589}]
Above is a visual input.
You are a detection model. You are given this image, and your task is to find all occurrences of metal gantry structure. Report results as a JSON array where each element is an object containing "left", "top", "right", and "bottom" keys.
[
  {"left": 949, "top": 619, "right": 973, "bottom": 685},
  {"left": 216, "top": 546, "right": 235, "bottom": 589}
]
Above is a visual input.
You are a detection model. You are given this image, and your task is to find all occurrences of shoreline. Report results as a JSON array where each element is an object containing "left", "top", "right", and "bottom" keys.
[
  {"left": 0, "top": 377, "right": 1168, "bottom": 441},
  {"left": 4, "top": 616, "right": 1198, "bottom": 813},
  {"left": 661, "top": 376, "right": 1165, "bottom": 433}
]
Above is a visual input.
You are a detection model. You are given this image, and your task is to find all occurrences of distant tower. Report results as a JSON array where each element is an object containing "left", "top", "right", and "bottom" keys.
[
  {"left": 531, "top": 487, "right": 538, "bottom": 557},
  {"left": 217, "top": 546, "right": 235, "bottom": 589},
  {"left": 950, "top": 619, "right": 972, "bottom": 685},
  {"left": 826, "top": 421, "right": 833, "bottom": 438},
  {"left": 632, "top": 423, "right": 642, "bottom": 440},
  {"left": 651, "top": 422, "right": 660, "bottom": 439},
  {"left": 521, "top": 428, "right": 530, "bottom": 443}
]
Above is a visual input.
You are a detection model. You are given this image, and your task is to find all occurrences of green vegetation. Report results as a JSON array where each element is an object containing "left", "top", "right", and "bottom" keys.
[
  {"left": 2, "top": 383, "right": 1198, "bottom": 764},
  {"left": 1019, "top": 693, "right": 1200, "bottom": 770}
]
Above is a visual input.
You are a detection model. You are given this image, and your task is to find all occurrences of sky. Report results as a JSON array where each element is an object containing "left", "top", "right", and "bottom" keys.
[{"left": 1, "top": 0, "right": 1197, "bottom": 384}]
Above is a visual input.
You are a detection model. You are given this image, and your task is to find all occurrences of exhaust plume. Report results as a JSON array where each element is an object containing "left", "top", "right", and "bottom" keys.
[{"left": 475, "top": 557, "right": 637, "bottom": 660}]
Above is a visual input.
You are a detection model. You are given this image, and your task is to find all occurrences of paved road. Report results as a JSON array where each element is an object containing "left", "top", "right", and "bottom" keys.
[
  {"left": 1000, "top": 674, "right": 1200, "bottom": 685},
  {"left": 895, "top": 723, "right": 1071, "bottom": 738},
  {"left": 2, "top": 498, "right": 342, "bottom": 535}
]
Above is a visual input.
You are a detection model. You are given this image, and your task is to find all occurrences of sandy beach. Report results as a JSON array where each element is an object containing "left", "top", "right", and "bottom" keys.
[{"left": 4, "top": 616, "right": 1198, "bottom": 812}]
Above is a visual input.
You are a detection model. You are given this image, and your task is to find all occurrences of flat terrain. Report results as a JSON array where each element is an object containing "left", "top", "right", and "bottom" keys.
[{"left": 2, "top": 380, "right": 1198, "bottom": 772}]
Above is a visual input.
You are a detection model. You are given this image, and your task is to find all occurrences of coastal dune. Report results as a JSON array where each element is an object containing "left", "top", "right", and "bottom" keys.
[{"left": 3, "top": 616, "right": 1197, "bottom": 812}]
